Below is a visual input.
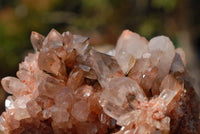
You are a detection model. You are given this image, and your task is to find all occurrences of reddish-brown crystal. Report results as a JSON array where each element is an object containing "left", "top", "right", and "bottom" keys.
[{"left": 0, "top": 29, "right": 199, "bottom": 134}]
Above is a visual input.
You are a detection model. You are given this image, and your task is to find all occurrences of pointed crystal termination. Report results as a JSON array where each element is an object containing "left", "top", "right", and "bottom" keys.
[
  {"left": 148, "top": 36, "right": 175, "bottom": 94},
  {"left": 1, "top": 77, "right": 30, "bottom": 97},
  {"left": 148, "top": 36, "right": 175, "bottom": 80},
  {"left": 100, "top": 77, "right": 146, "bottom": 120},
  {"left": 89, "top": 49, "right": 124, "bottom": 87},
  {"left": 66, "top": 34, "right": 90, "bottom": 56},
  {"left": 43, "top": 29, "right": 63, "bottom": 49},
  {"left": 31, "top": 31, "right": 45, "bottom": 51},
  {"left": 0, "top": 29, "right": 199, "bottom": 134},
  {"left": 175, "top": 48, "right": 186, "bottom": 66},
  {"left": 128, "top": 56, "right": 158, "bottom": 96},
  {"left": 159, "top": 74, "right": 184, "bottom": 111},
  {"left": 62, "top": 31, "right": 73, "bottom": 48},
  {"left": 170, "top": 53, "right": 185, "bottom": 76},
  {"left": 38, "top": 50, "right": 62, "bottom": 76},
  {"left": 38, "top": 76, "right": 64, "bottom": 98},
  {"left": 115, "top": 30, "right": 148, "bottom": 74}
]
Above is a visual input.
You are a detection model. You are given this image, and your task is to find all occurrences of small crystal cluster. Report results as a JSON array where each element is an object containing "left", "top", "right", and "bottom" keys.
[{"left": 0, "top": 29, "right": 199, "bottom": 134}]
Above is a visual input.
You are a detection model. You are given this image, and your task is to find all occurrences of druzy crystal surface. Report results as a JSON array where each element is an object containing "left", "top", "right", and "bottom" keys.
[{"left": 0, "top": 29, "right": 199, "bottom": 134}]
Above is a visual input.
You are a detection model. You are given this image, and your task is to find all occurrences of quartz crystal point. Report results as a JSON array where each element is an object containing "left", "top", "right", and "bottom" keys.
[
  {"left": 99, "top": 77, "right": 147, "bottom": 120},
  {"left": 88, "top": 49, "right": 124, "bottom": 87},
  {"left": 1, "top": 77, "right": 30, "bottom": 97},
  {"left": 115, "top": 30, "right": 148, "bottom": 74},
  {"left": 0, "top": 29, "right": 199, "bottom": 134},
  {"left": 148, "top": 36, "right": 175, "bottom": 94},
  {"left": 31, "top": 31, "right": 45, "bottom": 51},
  {"left": 43, "top": 29, "right": 63, "bottom": 49}
]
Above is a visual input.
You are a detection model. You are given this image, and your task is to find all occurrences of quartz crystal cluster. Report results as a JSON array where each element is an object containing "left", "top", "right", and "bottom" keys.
[{"left": 0, "top": 29, "right": 199, "bottom": 134}]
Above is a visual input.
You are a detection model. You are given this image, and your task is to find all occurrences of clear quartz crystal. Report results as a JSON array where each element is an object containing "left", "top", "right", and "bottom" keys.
[
  {"left": 89, "top": 49, "right": 123, "bottom": 87},
  {"left": 100, "top": 77, "right": 146, "bottom": 120},
  {"left": 31, "top": 31, "right": 45, "bottom": 51},
  {"left": 1, "top": 77, "right": 30, "bottom": 96},
  {"left": 115, "top": 30, "right": 148, "bottom": 74},
  {"left": 74, "top": 85, "right": 93, "bottom": 98},
  {"left": 148, "top": 36, "right": 175, "bottom": 80},
  {"left": 71, "top": 100, "right": 89, "bottom": 122},
  {"left": 0, "top": 29, "right": 198, "bottom": 134},
  {"left": 43, "top": 29, "right": 63, "bottom": 48}
]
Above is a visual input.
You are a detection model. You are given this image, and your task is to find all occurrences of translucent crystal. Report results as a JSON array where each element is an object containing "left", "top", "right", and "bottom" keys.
[
  {"left": 100, "top": 77, "right": 146, "bottom": 119},
  {"left": 170, "top": 53, "right": 185, "bottom": 75},
  {"left": 159, "top": 75, "right": 183, "bottom": 109},
  {"left": 14, "top": 95, "right": 31, "bottom": 109},
  {"left": 0, "top": 29, "right": 199, "bottom": 134},
  {"left": 31, "top": 31, "right": 45, "bottom": 51},
  {"left": 88, "top": 92, "right": 102, "bottom": 114},
  {"left": 43, "top": 29, "right": 63, "bottom": 48},
  {"left": 0, "top": 116, "right": 5, "bottom": 131},
  {"left": 128, "top": 57, "right": 158, "bottom": 95},
  {"left": 71, "top": 100, "right": 89, "bottom": 121},
  {"left": 62, "top": 31, "right": 73, "bottom": 48},
  {"left": 38, "top": 76, "right": 64, "bottom": 98},
  {"left": 14, "top": 108, "right": 30, "bottom": 120},
  {"left": 89, "top": 49, "right": 123, "bottom": 87},
  {"left": 115, "top": 30, "right": 148, "bottom": 74},
  {"left": 51, "top": 106, "right": 69, "bottom": 123},
  {"left": 70, "top": 34, "right": 89, "bottom": 55},
  {"left": 148, "top": 36, "right": 175, "bottom": 80},
  {"left": 74, "top": 84, "right": 93, "bottom": 98},
  {"left": 17, "top": 70, "right": 33, "bottom": 87},
  {"left": 67, "top": 67, "right": 84, "bottom": 90},
  {"left": 26, "top": 100, "right": 42, "bottom": 117},
  {"left": 38, "top": 50, "right": 61, "bottom": 76},
  {"left": 54, "top": 88, "right": 74, "bottom": 109},
  {"left": 1, "top": 77, "right": 30, "bottom": 97}
]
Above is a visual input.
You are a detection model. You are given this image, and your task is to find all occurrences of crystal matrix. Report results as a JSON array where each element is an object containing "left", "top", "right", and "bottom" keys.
[{"left": 0, "top": 29, "right": 199, "bottom": 134}]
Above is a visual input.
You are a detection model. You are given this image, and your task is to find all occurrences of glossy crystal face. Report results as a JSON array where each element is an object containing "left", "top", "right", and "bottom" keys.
[{"left": 0, "top": 29, "right": 199, "bottom": 134}]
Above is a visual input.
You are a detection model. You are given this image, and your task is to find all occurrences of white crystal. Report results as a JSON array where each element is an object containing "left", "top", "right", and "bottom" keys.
[
  {"left": 5, "top": 96, "right": 15, "bottom": 110},
  {"left": 115, "top": 30, "right": 148, "bottom": 74},
  {"left": 100, "top": 77, "right": 146, "bottom": 120},
  {"left": 148, "top": 36, "right": 175, "bottom": 79}
]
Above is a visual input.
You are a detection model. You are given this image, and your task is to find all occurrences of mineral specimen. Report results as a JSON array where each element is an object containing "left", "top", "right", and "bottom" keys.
[{"left": 0, "top": 29, "right": 199, "bottom": 134}]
